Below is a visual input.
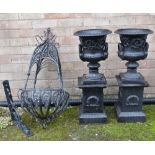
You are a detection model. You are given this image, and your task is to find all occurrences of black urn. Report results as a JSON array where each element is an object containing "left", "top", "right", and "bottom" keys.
[
  {"left": 114, "top": 28, "right": 153, "bottom": 123},
  {"left": 74, "top": 29, "right": 112, "bottom": 83},
  {"left": 115, "top": 28, "right": 153, "bottom": 84}
]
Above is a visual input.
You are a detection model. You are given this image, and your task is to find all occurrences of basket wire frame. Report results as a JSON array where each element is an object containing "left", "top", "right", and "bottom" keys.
[{"left": 18, "top": 28, "right": 69, "bottom": 128}]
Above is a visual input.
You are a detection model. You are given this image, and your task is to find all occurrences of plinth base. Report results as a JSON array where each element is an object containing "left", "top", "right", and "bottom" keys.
[
  {"left": 115, "top": 104, "right": 146, "bottom": 123},
  {"left": 80, "top": 105, "right": 107, "bottom": 124}
]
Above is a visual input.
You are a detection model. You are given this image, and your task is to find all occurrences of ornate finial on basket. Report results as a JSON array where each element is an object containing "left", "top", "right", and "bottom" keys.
[
  {"left": 47, "top": 27, "right": 51, "bottom": 36},
  {"left": 35, "top": 28, "right": 59, "bottom": 48},
  {"left": 44, "top": 27, "right": 53, "bottom": 41}
]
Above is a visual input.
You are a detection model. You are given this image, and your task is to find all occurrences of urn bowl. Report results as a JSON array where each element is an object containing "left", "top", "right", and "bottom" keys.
[
  {"left": 74, "top": 29, "right": 112, "bottom": 63},
  {"left": 115, "top": 28, "right": 153, "bottom": 61}
]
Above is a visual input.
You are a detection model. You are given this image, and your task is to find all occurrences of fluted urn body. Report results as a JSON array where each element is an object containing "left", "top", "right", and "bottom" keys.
[
  {"left": 74, "top": 29, "right": 111, "bottom": 83},
  {"left": 115, "top": 28, "right": 153, "bottom": 84}
]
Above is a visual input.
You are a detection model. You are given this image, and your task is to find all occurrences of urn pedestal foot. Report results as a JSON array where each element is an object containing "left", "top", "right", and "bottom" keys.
[{"left": 81, "top": 74, "right": 107, "bottom": 85}]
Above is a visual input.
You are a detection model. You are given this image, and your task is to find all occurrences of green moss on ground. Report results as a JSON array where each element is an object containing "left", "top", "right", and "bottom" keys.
[{"left": 0, "top": 105, "right": 155, "bottom": 140}]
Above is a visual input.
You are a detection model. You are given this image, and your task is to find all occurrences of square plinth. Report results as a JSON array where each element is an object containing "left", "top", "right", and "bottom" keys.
[
  {"left": 115, "top": 75, "right": 146, "bottom": 123},
  {"left": 78, "top": 76, "right": 107, "bottom": 124}
]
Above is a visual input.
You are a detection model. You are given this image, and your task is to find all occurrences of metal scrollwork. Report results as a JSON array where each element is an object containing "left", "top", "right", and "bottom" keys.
[
  {"left": 120, "top": 36, "right": 147, "bottom": 50},
  {"left": 126, "top": 95, "right": 139, "bottom": 106},
  {"left": 86, "top": 96, "right": 99, "bottom": 107},
  {"left": 19, "top": 28, "right": 69, "bottom": 128},
  {"left": 81, "top": 37, "right": 106, "bottom": 50},
  {"left": 131, "top": 38, "right": 145, "bottom": 49}
]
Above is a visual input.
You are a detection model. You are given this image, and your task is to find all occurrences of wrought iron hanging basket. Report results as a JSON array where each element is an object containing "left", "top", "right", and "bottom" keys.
[{"left": 18, "top": 28, "right": 69, "bottom": 128}]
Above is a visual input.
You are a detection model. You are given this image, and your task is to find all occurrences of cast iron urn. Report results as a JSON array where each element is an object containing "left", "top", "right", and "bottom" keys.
[
  {"left": 74, "top": 29, "right": 111, "bottom": 123},
  {"left": 115, "top": 28, "right": 153, "bottom": 122}
]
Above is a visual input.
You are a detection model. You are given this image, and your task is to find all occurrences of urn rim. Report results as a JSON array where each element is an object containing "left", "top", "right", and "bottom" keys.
[
  {"left": 74, "top": 29, "right": 112, "bottom": 37},
  {"left": 115, "top": 28, "right": 153, "bottom": 35}
]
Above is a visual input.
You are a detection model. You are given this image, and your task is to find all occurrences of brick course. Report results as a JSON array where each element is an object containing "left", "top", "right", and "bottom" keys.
[{"left": 0, "top": 13, "right": 155, "bottom": 100}]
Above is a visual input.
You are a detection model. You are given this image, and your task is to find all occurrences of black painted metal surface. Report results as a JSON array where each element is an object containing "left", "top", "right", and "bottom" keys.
[
  {"left": 2, "top": 80, "right": 32, "bottom": 136},
  {"left": 115, "top": 28, "right": 153, "bottom": 122},
  {"left": 115, "top": 28, "right": 153, "bottom": 84},
  {"left": 74, "top": 29, "right": 111, "bottom": 83},
  {"left": 18, "top": 28, "right": 69, "bottom": 128},
  {"left": 74, "top": 29, "right": 112, "bottom": 123}
]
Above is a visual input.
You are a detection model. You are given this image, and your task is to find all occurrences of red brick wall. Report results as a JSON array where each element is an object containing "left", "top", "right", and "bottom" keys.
[{"left": 0, "top": 13, "right": 155, "bottom": 100}]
